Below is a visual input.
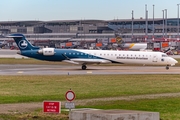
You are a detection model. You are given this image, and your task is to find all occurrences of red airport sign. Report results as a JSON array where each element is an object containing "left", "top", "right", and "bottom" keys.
[
  {"left": 65, "top": 90, "right": 75, "bottom": 101},
  {"left": 43, "top": 101, "right": 61, "bottom": 113}
]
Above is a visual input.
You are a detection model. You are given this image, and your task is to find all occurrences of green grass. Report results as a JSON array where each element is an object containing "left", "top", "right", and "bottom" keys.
[
  {"left": 1, "top": 98, "right": 180, "bottom": 120},
  {"left": 0, "top": 110, "right": 69, "bottom": 120},
  {"left": 1, "top": 58, "right": 180, "bottom": 119},
  {"left": 0, "top": 75, "right": 180, "bottom": 103},
  {"left": 0, "top": 75, "right": 180, "bottom": 119}
]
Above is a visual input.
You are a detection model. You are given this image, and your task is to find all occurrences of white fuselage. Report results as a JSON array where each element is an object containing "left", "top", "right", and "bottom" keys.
[{"left": 72, "top": 49, "right": 177, "bottom": 66}]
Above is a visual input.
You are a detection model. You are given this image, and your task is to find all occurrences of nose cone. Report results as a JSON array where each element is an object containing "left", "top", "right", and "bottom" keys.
[
  {"left": 170, "top": 58, "right": 178, "bottom": 66},
  {"left": 174, "top": 59, "right": 178, "bottom": 64}
]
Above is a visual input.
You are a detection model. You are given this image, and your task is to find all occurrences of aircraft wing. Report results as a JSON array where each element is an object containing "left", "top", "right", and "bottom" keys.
[{"left": 62, "top": 58, "right": 111, "bottom": 65}]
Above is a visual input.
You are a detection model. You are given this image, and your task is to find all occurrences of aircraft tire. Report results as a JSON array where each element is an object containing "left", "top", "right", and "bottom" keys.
[
  {"left": 166, "top": 65, "right": 169, "bottom": 70},
  {"left": 82, "top": 65, "right": 87, "bottom": 70}
]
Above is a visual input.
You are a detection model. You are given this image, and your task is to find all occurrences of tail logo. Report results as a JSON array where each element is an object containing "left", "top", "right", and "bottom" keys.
[{"left": 18, "top": 40, "right": 28, "bottom": 49}]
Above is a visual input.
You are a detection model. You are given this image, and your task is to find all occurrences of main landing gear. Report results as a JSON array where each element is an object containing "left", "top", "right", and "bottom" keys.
[
  {"left": 82, "top": 65, "right": 87, "bottom": 70},
  {"left": 166, "top": 65, "right": 169, "bottom": 70}
]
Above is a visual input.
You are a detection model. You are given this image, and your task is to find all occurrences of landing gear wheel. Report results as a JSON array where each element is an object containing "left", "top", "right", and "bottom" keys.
[
  {"left": 82, "top": 65, "right": 87, "bottom": 70},
  {"left": 166, "top": 65, "right": 169, "bottom": 70}
]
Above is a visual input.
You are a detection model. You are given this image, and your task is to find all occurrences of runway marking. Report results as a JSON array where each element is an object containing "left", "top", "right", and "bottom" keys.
[
  {"left": 17, "top": 71, "right": 24, "bottom": 74},
  {"left": 87, "top": 71, "right": 92, "bottom": 74}
]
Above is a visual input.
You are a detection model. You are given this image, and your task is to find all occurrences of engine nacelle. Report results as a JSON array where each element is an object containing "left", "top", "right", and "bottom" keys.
[{"left": 38, "top": 48, "right": 55, "bottom": 56}]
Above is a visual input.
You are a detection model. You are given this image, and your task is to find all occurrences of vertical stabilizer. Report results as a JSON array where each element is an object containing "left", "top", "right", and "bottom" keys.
[{"left": 7, "top": 34, "right": 39, "bottom": 51}]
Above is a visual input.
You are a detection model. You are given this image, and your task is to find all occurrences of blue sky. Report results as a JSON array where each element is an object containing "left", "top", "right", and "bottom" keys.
[{"left": 0, "top": 0, "right": 180, "bottom": 21}]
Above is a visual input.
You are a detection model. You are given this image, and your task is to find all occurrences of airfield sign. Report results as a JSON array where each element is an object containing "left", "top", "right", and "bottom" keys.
[
  {"left": 65, "top": 90, "right": 76, "bottom": 110},
  {"left": 43, "top": 101, "right": 61, "bottom": 113},
  {"left": 65, "top": 90, "right": 75, "bottom": 101}
]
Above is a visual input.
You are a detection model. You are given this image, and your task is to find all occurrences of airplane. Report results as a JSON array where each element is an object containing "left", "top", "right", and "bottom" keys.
[
  {"left": 115, "top": 36, "right": 147, "bottom": 51},
  {"left": 0, "top": 40, "right": 7, "bottom": 48},
  {"left": 119, "top": 42, "right": 147, "bottom": 51},
  {"left": 7, "top": 33, "right": 178, "bottom": 70}
]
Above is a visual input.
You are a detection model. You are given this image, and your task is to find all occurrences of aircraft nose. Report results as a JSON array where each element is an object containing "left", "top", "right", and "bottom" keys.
[
  {"left": 174, "top": 59, "right": 178, "bottom": 64},
  {"left": 170, "top": 58, "right": 178, "bottom": 66}
]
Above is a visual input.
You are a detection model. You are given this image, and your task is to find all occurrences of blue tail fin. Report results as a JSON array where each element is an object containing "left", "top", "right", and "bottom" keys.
[{"left": 7, "top": 34, "right": 39, "bottom": 51}]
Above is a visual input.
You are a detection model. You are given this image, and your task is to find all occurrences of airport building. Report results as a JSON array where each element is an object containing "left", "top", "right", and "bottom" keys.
[{"left": 0, "top": 18, "right": 180, "bottom": 51}]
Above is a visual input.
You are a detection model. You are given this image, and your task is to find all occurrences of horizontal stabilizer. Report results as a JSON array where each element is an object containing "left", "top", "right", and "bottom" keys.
[
  {"left": 7, "top": 34, "right": 24, "bottom": 38},
  {"left": 7, "top": 35, "right": 23, "bottom": 38}
]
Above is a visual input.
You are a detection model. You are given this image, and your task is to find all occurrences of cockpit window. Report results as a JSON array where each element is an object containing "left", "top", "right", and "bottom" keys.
[{"left": 162, "top": 54, "right": 168, "bottom": 57}]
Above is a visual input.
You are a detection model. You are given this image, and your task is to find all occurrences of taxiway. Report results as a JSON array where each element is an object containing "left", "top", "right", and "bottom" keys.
[{"left": 0, "top": 64, "right": 179, "bottom": 75}]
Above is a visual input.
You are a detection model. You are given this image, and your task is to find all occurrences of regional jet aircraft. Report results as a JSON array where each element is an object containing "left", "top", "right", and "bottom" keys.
[
  {"left": 120, "top": 43, "right": 147, "bottom": 51},
  {"left": 7, "top": 34, "right": 178, "bottom": 70}
]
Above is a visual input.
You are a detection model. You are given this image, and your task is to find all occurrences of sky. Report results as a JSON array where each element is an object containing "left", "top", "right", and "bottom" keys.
[{"left": 0, "top": 0, "right": 180, "bottom": 21}]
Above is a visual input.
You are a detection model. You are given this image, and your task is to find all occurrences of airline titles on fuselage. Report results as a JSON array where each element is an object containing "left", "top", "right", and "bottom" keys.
[{"left": 116, "top": 56, "right": 148, "bottom": 60}]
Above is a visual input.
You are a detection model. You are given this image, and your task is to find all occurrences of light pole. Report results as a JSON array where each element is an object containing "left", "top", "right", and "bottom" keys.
[
  {"left": 168, "top": 23, "right": 172, "bottom": 40},
  {"left": 162, "top": 10, "right": 164, "bottom": 38},
  {"left": 165, "top": 9, "right": 167, "bottom": 38},
  {"left": 145, "top": 4, "right": 148, "bottom": 41},
  {"left": 177, "top": 4, "right": 180, "bottom": 40},
  {"left": 153, "top": 5, "right": 155, "bottom": 39},
  {"left": 131, "top": 10, "right": 134, "bottom": 40}
]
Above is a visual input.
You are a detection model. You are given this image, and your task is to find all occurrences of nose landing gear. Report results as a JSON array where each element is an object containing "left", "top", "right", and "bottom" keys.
[{"left": 166, "top": 65, "right": 169, "bottom": 70}]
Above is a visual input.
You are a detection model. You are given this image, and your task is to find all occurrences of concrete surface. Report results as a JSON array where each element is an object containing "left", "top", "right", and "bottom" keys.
[
  {"left": 69, "top": 109, "right": 159, "bottom": 120},
  {"left": 0, "top": 64, "right": 180, "bottom": 75}
]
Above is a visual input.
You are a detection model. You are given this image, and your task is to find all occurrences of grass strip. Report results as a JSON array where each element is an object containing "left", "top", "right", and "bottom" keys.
[{"left": 0, "top": 75, "right": 180, "bottom": 103}]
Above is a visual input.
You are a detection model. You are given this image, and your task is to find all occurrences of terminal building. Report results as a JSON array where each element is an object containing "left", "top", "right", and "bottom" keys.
[{"left": 0, "top": 18, "right": 180, "bottom": 52}]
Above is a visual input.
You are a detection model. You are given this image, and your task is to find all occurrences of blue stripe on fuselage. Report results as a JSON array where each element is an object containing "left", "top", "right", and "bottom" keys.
[{"left": 21, "top": 49, "right": 122, "bottom": 63}]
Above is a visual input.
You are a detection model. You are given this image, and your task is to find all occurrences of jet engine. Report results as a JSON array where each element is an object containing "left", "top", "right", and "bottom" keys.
[{"left": 38, "top": 48, "right": 55, "bottom": 56}]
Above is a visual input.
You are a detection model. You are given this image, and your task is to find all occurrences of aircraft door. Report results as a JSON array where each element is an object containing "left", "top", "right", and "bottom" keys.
[{"left": 152, "top": 54, "right": 157, "bottom": 62}]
